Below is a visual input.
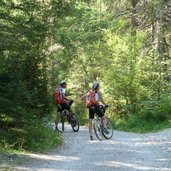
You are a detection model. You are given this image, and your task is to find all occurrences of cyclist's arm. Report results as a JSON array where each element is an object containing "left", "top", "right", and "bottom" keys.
[
  {"left": 82, "top": 94, "right": 87, "bottom": 102},
  {"left": 62, "top": 93, "right": 70, "bottom": 101}
]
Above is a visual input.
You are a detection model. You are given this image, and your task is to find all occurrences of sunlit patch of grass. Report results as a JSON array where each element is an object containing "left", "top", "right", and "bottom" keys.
[
  {"left": 0, "top": 113, "right": 14, "bottom": 123},
  {"left": 0, "top": 167, "right": 10, "bottom": 171},
  {"left": 113, "top": 114, "right": 171, "bottom": 133}
]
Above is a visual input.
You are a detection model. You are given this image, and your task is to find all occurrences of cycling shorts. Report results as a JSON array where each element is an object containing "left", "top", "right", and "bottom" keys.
[
  {"left": 89, "top": 105, "right": 104, "bottom": 119},
  {"left": 56, "top": 102, "right": 70, "bottom": 113}
]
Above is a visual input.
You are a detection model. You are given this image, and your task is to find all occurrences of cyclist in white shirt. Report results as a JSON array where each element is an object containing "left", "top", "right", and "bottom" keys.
[
  {"left": 55, "top": 80, "right": 73, "bottom": 131},
  {"left": 88, "top": 82, "right": 108, "bottom": 140}
]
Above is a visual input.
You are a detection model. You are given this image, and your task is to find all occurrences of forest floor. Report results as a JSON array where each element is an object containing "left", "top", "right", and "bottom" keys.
[{"left": 0, "top": 125, "right": 171, "bottom": 171}]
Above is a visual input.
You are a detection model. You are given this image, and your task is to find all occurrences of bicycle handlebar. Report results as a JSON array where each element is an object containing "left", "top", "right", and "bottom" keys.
[{"left": 100, "top": 104, "right": 109, "bottom": 108}]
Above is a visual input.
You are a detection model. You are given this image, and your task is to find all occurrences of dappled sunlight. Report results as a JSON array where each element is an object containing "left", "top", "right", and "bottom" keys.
[
  {"left": 24, "top": 153, "right": 80, "bottom": 162},
  {"left": 127, "top": 149, "right": 148, "bottom": 154},
  {"left": 157, "top": 158, "right": 171, "bottom": 162},
  {"left": 106, "top": 132, "right": 171, "bottom": 147},
  {"left": 95, "top": 160, "right": 171, "bottom": 171},
  {"left": 1, "top": 127, "right": 171, "bottom": 171},
  {"left": 5, "top": 166, "right": 30, "bottom": 171}
]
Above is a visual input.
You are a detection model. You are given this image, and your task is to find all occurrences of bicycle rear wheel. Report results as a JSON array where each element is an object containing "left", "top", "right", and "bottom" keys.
[
  {"left": 70, "top": 113, "right": 79, "bottom": 132},
  {"left": 102, "top": 117, "right": 113, "bottom": 139},
  {"left": 93, "top": 118, "right": 103, "bottom": 141}
]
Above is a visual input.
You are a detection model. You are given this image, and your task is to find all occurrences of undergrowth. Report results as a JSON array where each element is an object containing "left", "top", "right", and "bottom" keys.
[
  {"left": 0, "top": 119, "right": 62, "bottom": 153},
  {"left": 113, "top": 114, "right": 171, "bottom": 133}
]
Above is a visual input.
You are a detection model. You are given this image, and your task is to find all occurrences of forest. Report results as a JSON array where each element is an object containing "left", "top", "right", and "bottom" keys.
[{"left": 0, "top": 0, "right": 171, "bottom": 152}]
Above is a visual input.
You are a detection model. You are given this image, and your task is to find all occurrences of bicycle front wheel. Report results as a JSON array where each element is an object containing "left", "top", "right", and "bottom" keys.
[
  {"left": 93, "top": 118, "right": 103, "bottom": 141},
  {"left": 102, "top": 117, "right": 113, "bottom": 139},
  {"left": 70, "top": 113, "right": 79, "bottom": 132}
]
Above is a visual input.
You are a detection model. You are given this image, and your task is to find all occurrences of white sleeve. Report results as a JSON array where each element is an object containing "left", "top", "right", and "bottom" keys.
[
  {"left": 62, "top": 88, "right": 66, "bottom": 94},
  {"left": 59, "top": 88, "right": 65, "bottom": 99}
]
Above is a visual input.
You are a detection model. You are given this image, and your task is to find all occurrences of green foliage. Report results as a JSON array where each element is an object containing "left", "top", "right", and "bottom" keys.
[
  {"left": 138, "top": 95, "right": 171, "bottom": 122},
  {"left": 0, "top": 0, "right": 70, "bottom": 152},
  {"left": 0, "top": 119, "right": 62, "bottom": 152},
  {"left": 1, "top": 0, "right": 171, "bottom": 153},
  {"left": 24, "top": 121, "right": 62, "bottom": 152},
  {"left": 48, "top": 0, "right": 171, "bottom": 131},
  {"left": 114, "top": 114, "right": 171, "bottom": 133},
  {"left": 0, "top": 96, "right": 62, "bottom": 152}
]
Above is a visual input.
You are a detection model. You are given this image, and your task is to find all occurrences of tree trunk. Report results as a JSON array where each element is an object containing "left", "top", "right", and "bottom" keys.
[{"left": 155, "top": 1, "right": 167, "bottom": 99}]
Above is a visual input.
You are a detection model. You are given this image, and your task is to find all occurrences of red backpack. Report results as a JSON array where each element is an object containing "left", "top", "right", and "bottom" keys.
[
  {"left": 52, "top": 89, "right": 65, "bottom": 104},
  {"left": 82, "top": 90, "right": 97, "bottom": 108}
]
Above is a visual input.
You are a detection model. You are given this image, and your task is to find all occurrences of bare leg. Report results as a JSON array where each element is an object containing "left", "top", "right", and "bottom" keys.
[
  {"left": 101, "top": 115, "right": 109, "bottom": 134},
  {"left": 101, "top": 115, "right": 107, "bottom": 127},
  {"left": 89, "top": 119, "right": 93, "bottom": 137},
  {"left": 55, "top": 112, "right": 61, "bottom": 129}
]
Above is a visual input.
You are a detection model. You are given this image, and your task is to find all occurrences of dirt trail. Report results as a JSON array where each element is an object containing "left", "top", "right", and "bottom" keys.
[{"left": 1, "top": 126, "right": 171, "bottom": 171}]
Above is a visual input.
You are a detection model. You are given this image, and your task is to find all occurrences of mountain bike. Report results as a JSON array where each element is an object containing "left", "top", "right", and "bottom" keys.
[
  {"left": 56, "top": 101, "right": 79, "bottom": 132},
  {"left": 93, "top": 105, "right": 113, "bottom": 141}
]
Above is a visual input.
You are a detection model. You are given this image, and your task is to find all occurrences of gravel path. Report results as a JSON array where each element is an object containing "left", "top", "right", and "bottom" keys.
[{"left": 1, "top": 126, "right": 171, "bottom": 171}]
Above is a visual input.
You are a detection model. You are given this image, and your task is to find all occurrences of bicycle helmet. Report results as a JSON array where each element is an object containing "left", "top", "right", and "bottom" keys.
[
  {"left": 92, "top": 82, "right": 99, "bottom": 91},
  {"left": 60, "top": 80, "right": 66, "bottom": 86}
]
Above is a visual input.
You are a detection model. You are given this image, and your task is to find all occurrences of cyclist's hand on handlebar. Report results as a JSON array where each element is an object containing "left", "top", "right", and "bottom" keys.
[{"left": 67, "top": 99, "right": 74, "bottom": 105}]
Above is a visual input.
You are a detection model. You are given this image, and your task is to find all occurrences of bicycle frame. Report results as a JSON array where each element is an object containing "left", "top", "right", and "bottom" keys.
[{"left": 56, "top": 102, "right": 79, "bottom": 132}]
